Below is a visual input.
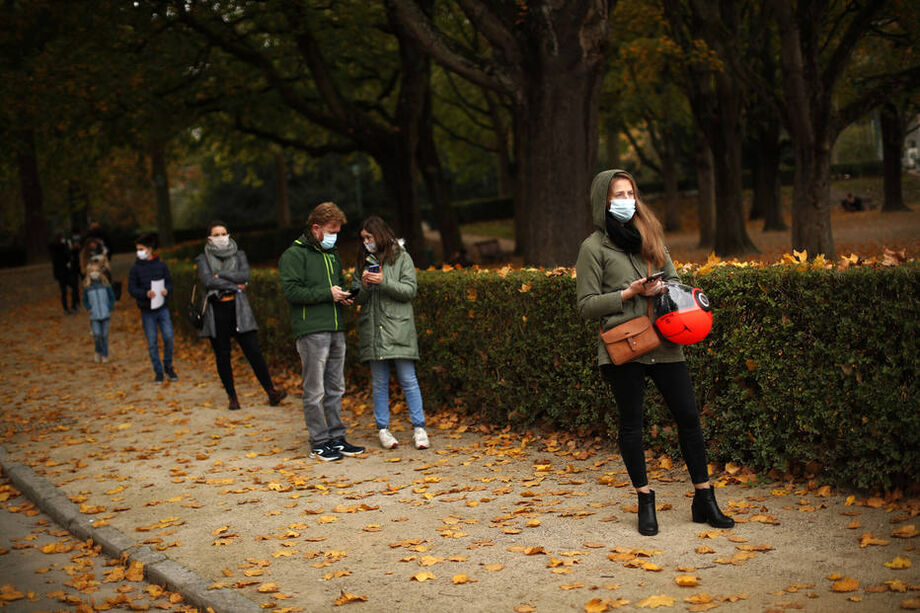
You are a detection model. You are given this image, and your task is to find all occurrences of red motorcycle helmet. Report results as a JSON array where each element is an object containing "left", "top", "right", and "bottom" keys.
[{"left": 654, "top": 282, "right": 713, "bottom": 345}]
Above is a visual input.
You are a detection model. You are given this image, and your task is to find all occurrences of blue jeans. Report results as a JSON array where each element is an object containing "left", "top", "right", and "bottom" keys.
[
  {"left": 90, "top": 318, "right": 110, "bottom": 357},
  {"left": 140, "top": 308, "right": 173, "bottom": 375},
  {"left": 369, "top": 359, "right": 425, "bottom": 429}
]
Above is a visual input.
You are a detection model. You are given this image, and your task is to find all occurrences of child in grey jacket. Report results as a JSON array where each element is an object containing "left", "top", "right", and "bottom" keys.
[{"left": 83, "top": 262, "right": 116, "bottom": 363}]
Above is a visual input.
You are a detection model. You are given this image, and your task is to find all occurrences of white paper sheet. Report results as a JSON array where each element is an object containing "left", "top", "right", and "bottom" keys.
[{"left": 150, "top": 279, "right": 165, "bottom": 309}]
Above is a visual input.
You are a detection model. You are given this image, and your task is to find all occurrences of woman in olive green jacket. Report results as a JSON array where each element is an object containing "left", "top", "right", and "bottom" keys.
[
  {"left": 575, "top": 169, "right": 733, "bottom": 537},
  {"left": 353, "top": 216, "right": 429, "bottom": 450}
]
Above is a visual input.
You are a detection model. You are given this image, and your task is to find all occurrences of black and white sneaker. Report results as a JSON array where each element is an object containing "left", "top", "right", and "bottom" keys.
[
  {"left": 329, "top": 437, "right": 365, "bottom": 457},
  {"left": 310, "top": 443, "right": 343, "bottom": 462}
]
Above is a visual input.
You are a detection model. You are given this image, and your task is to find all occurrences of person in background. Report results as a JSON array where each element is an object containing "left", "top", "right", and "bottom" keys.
[
  {"left": 279, "top": 202, "right": 365, "bottom": 462},
  {"left": 196, "top": 221, "right": 286, "bottom": 410},
  {"left": 50, "top": 233, "right": 80, "bottom": 314},
  {"left": 575, "top": 168, "right": 734, "bottom": 537},
  {"left": 353, "top": 216, "right": 429, "bottom": 450},
  {"left": 82, "top": 261, "right": 115, "bottom": 363},
  {"left": 128, "top": 233, "right": 177, "bottom": 383}
]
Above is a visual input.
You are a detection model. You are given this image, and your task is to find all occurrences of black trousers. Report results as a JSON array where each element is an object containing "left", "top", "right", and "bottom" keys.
[
  {"left": 601, "top": 360, "right": 710, "bottom": 488},
  {"left": 209, "top": 299, "right": 273, "bottom": 398},
  {"left": 58, "top": 277, "right": 79, "bottom": 311}
]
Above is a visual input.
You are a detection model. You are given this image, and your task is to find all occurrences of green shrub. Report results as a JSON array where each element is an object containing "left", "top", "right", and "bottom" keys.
[{"left": 168, "top": 261, "right": 920, "bottom": 491}]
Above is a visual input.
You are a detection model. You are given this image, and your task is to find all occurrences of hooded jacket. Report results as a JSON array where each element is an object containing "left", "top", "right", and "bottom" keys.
[
  {"left": 352, "top": 246, "right": 419, "bottom": 363},
  {"left": 575, "top": 169, "right": 684, "bottom": 366},
  {"left": 278, "top": 233, "right": 347, "bottom": 338}
]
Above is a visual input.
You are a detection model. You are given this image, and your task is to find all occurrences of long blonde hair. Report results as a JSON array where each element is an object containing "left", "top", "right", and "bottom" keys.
[
  {"left": 83, "top": 262, "right": 110, "bottom": 288},
  {"left": 611, "top": 172, "right": 667, "bottom": 268}
]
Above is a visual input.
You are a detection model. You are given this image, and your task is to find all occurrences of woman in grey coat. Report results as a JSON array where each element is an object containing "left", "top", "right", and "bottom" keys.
[{"left": 196, "top": 221, "right": 286, "bottom": 410}]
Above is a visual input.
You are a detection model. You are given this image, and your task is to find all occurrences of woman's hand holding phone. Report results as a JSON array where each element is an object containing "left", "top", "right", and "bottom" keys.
[{"left": 362, "top": 265, "right": 382, "bottom": 287}]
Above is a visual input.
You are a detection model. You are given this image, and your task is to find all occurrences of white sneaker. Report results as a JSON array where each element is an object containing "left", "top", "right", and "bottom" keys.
[
  {"left": 94, "top": 353, "right": 101, "bottom": 363},
  {"left": 378, "top": 428, "right": 399, "bottom": 449},
  {"left": 101, "top": 355, "right": 108, "bottom": 363},
  {"left": 413, "top": 427, "right": 430, "bottom": 449}
]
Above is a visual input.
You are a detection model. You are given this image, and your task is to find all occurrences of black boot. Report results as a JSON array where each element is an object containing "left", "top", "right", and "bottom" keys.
[
  {"left": 637, "top": 490, "right": 659, "bottom": 536},
  {"left": 228, "top": 394, "right": 241, "bottom": 411},
  {"left": 691, "top": 487, "right": 735, "bottom": 528}
]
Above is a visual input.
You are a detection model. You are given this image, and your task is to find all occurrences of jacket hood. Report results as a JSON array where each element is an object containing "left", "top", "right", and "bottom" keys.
[{"left": 590, "top": 169, "right": 638, "bottom": 231}]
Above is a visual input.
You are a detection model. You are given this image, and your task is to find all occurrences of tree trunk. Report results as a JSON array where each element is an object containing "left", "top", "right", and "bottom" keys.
[
  {"left": 790, "top": 139, "right": 835, "bottom": 257},
  {"left": 16, "top": 129, "right": 49, "bottom": 263},
  {"left": 377, "top": 145, "right": 425, "bottom": 259},
  {"left": 662, "top": 128, "right": 681, "bottom": 232},
  {"left": 418, "top": 99, "right": 462, "bottom": 263},
  {"left": 604, "top": 115, "right": 622, "bottom": 169},
  {"left": 880, "top": 101, "right": 909, "bottom": 212},
  {"left": 709, "top": 74, "right": 757, "bottom": 257},
  {"left": 516, "top": 64, "right": 602, "bottom": 266},
  {"left": 750, "top": 119, "right": 787, "bottom": 231},
  {"left": 150, "top": 141, "right": 175, "bottom": 248},
  {"left": 274, "top": 150, "right": 292, "bottom": 227},
  {"left": 694, "top": 131, "right": 715, "bottom": 249}
]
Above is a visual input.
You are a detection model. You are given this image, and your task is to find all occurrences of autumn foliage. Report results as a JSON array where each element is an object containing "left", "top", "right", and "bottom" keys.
[{"left": 168, "top": 253, "right": 920, "bottom": 490}]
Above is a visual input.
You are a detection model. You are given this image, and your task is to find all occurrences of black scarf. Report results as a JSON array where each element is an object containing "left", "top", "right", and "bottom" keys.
[{"left": 605, "top": 211, "right": 642, "bottom": 253}]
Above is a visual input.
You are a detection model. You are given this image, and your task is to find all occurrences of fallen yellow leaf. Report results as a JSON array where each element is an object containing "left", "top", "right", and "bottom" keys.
[
  {"left": 452, "top": 574, "right": 471, "bottom": 584},
  {"left": 333, "top": 589, "right": 367, "bottom": 605},
  {"left": 676, "top": 575, "right": 700, "bottom": 587},
  {"left": 884, "top": 556, "right": 912, "bottom": 570},
  {"left": 411, "top": 571, "right": 436, "bottom": 582},
  {"left": 636, "top": 594, "right": 676, "bottom": 608},
  {"left": 831, "top": 577, "right": 859, "bottom": 592}
]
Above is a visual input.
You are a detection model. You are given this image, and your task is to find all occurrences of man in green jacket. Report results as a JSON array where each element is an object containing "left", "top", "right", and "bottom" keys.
[{"left": 279, "top": 202, "right": 365, "bottom": 462}]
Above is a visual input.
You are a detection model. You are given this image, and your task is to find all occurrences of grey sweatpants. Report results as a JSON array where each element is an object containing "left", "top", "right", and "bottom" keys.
[{"left": 295, "top": 331, "right": 347, "bottom": 447}]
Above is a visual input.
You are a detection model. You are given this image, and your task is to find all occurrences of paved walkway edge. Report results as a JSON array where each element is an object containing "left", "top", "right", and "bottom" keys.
[{"left": 0, "top": 445, "right": 261, "bottom": 613}]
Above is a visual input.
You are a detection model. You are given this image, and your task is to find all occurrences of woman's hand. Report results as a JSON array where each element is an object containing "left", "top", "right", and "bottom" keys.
[
  {"left": 622, "top": 277, "right": 667, "bottom": 301},
  {"left": 362, "top": 269, "right": 383, "bottom": 286}
]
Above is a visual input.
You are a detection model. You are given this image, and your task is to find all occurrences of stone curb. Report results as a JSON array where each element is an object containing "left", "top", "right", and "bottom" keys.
[{"left": 0, "top": 445, "right": 261, "bottom": 613}]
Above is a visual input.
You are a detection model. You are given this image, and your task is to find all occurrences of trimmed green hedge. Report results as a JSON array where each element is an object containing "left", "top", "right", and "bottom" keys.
[{"left": 168, "top": 262, "right": 920, "bottom": 491}]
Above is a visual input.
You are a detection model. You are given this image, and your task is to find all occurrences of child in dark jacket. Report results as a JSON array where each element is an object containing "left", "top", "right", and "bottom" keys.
[
  {"left": 128, "top": 233, "right": 177, "bottom": 382},
  {"left": 83, "top": 262, "right": 116, "bottom": 363}
]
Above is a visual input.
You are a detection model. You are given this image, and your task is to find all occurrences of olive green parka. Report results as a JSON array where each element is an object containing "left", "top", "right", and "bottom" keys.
[
  {"left": 575, "top": 169, "right": 685, "bottom": 366},
  {"left": 353, "top": 247, "right": 419, "bottom": 363}
]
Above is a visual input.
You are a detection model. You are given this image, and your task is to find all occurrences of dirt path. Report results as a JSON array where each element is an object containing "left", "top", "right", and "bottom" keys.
[{"left": 1, "top": 265, "right": 918, "bottom": 612}]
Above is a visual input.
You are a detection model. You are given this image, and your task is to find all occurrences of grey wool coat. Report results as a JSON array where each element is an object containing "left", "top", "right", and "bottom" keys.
[
  {"left": 195, "top": 251, "right": 259, "bottom": 338},
  {"left": 574, "top": 169, "right": 685, "bottom": 367}
]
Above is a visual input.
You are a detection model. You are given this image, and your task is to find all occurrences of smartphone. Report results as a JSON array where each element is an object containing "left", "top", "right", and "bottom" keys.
[
  {"left": 367, "top": 264, "right": 380, "bottom": 273},
  {"left": 644, "top": 271, "right": 665, "bottom": 284},
  {"left": 347, "top": 287, "right": 360, "bottom": 298}
]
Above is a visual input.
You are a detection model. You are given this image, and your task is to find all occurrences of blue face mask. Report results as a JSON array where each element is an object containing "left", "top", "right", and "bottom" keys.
[
  {"left": 320, "top": 232, "right": 337, "bottom": 249},
  {"left": 609, "top": 199, "right": 636, "bottom": 222}
]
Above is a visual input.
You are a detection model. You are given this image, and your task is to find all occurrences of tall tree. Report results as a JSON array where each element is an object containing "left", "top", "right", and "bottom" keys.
[
  {"left": 387, "top": 0, "right": 613, "bottom": 266},
  {"left": 879, "top": 97, "right": 914, "bottom": 212},
  {"left": 662, "top": 0, "right": 758, "bottom": 256},
  {"left": 756, "top": 0, "right": 920, "bottom": 257},
  {"left": 149, "top": 0, "right": 458, "bottom": 258}
]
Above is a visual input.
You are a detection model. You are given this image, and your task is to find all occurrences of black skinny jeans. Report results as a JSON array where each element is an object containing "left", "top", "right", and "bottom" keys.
[
  {"left": 58, "top": 277, "right": 79, "bottom": 311},
  {"left": 601, "top": 360, "right": 710, "bottom": 488},
  {"left": 209, "top": 299, "right": 273, "bottom": 398}
]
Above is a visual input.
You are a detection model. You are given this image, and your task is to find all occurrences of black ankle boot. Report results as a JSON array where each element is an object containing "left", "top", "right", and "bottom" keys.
[
  {"left": 228, "top": 394, "right": 241, "bottom": 410},
  {"left": 691, "top": 487, "right": 735, "bottom": 528},
  {"left": 637, "top": 490, "right": 659, "bottom": 536}
]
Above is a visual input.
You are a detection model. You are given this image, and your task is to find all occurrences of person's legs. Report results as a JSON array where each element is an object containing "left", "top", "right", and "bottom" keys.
[
  {"left": 601, "top": 362, "right": 649, "bottom": 488},
  {"left": 237, "top": 331, "right": 274, "bottom": 392},
  {"left": 649, "top": 361, "right": 709, "bottom": 485},
  {"left": 58, "top": 279, "right": 69, "bottom": 312},
  {"left": 296, "top": 333, "right": 333, "bottom": 447},
  {"left": 210, "top": 301, "right": 236, "bottom": 396},
  {"left": 98, "top": 318, "right": 110, "bottom": 358},
  {"left": 157, "top": 308, "right": 174, "bottom": 373},
  {"left": 393, "top": 359, "right": 425, "bottom": 428},
  {"left": 91, "top": 319, "right": 104, "bottom": 355},
  {"left": 369, "top": 360, "right": 391, "bottom": 429},
  {"left": 322, "top": 332, "right": 347, "bottom": 442},
  {"left": 140, "top": 310, "right": 162, "bottom": 375},
  {"left": 68, "top": 278, "right": 80, "bottom": 311}
]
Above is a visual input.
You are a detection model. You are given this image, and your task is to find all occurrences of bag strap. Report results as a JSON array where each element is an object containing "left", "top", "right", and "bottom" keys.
[
  {"left": 190, "top": 284, "right": 197, "bottom": 302},
  {"left": 646, "top": 262, "right": 653, "bottom": 318}
]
